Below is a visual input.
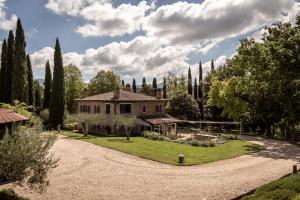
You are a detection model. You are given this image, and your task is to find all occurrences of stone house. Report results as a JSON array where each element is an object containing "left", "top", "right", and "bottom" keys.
[{"left": 76, "top": 89, "right": 179, "bottom": 136}]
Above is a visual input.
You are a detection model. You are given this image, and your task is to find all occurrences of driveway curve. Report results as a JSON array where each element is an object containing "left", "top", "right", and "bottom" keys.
[{"left": 6, "top": 135, "right": 300, "bottom": 200}]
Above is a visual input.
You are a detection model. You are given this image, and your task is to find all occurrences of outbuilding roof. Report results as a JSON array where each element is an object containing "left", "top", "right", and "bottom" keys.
[
  {"left": 76, "top": 90, "right": 168, "bottom": 102},
  {"left": 0, "top": 108, "right": 29, "bottom": 124},
  {"left": 141, "top": 114, "right": 180, "bottom": 125}
]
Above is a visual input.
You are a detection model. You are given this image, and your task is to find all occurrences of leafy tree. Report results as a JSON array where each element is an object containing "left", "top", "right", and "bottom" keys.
[
  {"left": 132, "top": 78, "right": 137, "bottom": 93},
  {"left": 193, "top": 78, "right": 197, "bottom": 100},
  {"left": 0, "top": 39, "right": 7, "bottom": 103},
  {"left": 0, "top": 125, "right": 58, "bottom": 192},
  {"left": 114, "top": 115, "right": 138, "bottom": 140},
  {"left": 167, "top": 90, "right": 198, "bottom": 120},
  {"left": 27, "top": 55, "right": 34, "bottom": 106},
  {"left": 34, "top": 80, "right": 41, "bottom": 108},
  {"left": 163, "top": 77, "right": 167, "bottom": 98},
  {"left": 166, "top": 72, "right": 185, "bottom": 99},
  {"left": 64, "top": 64, "right": 84, "bottom": 113},
  {"left": 43, "top": 60, "right": 52, "bottom": 109},
  {"left": 12, "top": 19, "right": 28, "bottom": 103},
  {"left": 88, "top": 70, "right": 121, "bottom": 95},
  {"left": 49, "top": 38, "right": 65, "bottom": 128},
  {"left": 5, "top": 31, "right": 15, "bottom": 104},
  {"left": 152, "top": 77, "right": 157, "bottom": 96},
  {"left": 187, "top": 66, "right": 192, "bottom": 95}
]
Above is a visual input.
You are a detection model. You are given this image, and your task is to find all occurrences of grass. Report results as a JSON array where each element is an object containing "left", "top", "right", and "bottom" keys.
[
  {"left": 242, "top": 172, "right": 300, "bottom": 200},
  {"left": 62, "top": 131, "right": 262, "bottom": 165}
]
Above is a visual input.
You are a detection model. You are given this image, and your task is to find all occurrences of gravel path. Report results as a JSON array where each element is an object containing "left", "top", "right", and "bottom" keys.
[{"left": 2, "top": 135, "right": 300, "bottom": 200}]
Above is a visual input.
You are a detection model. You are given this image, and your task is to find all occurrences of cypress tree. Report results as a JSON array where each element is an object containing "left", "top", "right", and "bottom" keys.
[
  {"left": 6, "top": 31, "right": 14, "bottom": 104},
  {"left": 188, "top": 66, "right": 192, "bottom": 95},
  {"left": 211, "top": 60, "right": 215, "bottom": 71},
  {"left": 122, "top": 79, "right": 125, "bottom": 87},
  {"left": 198, "top": 61, "right": 204, "bottom": 119},
  {"left": 27, "top": 55, "right": 34, "bottom": 105},
  {"left": 34, "top": 80, "right": 41, "bottom": 108},
  {"left": 12, "top": 19, "right": 28, "bottom": 103},
  {"left": 0, "top": 39, "right": 7, "bottom": 102},
  {"left": 132, "top": 78, "right": 136, "bottom": 93},
  {"left": 152, "top": 77, "right": 157, "bottom": 96},
  {"left": 163, "top": 77, "right": 167, "bottom": 99},
  {"left": 43, "top": 60, "right": 52, "bottom": 109},
  {"left": 193, "top": 78, "right": 198, "bottom": 100},
  {"left": 142, "top": 77, "right": 146, "bottom": 92},
  {"left": 49, "top": 38, "right": 65, "bottom": 128}
]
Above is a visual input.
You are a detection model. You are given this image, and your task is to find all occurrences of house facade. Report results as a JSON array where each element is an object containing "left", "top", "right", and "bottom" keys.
[{"left": 76, "top": 89, "right": 179, "bottom": 136}]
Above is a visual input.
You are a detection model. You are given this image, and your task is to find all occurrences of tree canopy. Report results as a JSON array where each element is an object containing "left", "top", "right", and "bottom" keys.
[{"left": 88, "top": 70, "right": 121, "bottom": 95}]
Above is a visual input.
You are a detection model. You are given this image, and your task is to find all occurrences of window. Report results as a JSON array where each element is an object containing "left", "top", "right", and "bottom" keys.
[
  {"left": 143, "top": 106, "right": 146, "bottom": 113},
  {"left": 94, "top": 106, "right": 100, "bottom": 113},
  {"left": 120, "top": 104, "right": 131, "bottom": 114},
  {"left": 155, "top": 105, "right": 162, "bottom": 113},
  {"left": 106, "top": 104, "right": 111, "bottom": 114},
  {"left": 81, "top": 105, "right": 90, "bottom": 113}
]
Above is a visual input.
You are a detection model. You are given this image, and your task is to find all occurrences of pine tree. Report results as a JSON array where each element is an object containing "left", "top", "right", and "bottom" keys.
[
  {"left": 211, "top": 60, "right": 215, "bottom": 71},
  {"left": 163, "top": 77, "right": 167, "bottom": 99},
  {"left": 12, "top": 19, "right": 28, "bottom": 103},
  {"left": 0, "top": 39, "right": 7, "bottom": 102},
  {"left": 198, "top": 61, "right": 204, "bottom": 119},
  {"left": 49, "top": 38, "right": 65, "bottom": 128},
  {"left": 34, "top": 80, "right": 41, "bottom": 108},
  {"left": 43, "top": 60, "right": 52, "bottom": 109},
  {"left": 152, "top": 77, "right": 157, "bottom": 96},
  {"left": 27, "top": 55, "right": 34, "bottom": 105},
  {"left": 6, "top": 31, "right": 15, "bottom": 104},
  {"left": 188, "top": 66, "right": 192, "bottom": 95},
  {"left": 193, "top": 78, "right": 198, "bottom": 100},
  {"left": 132, "top": 78, "right": 137, "bottom": 93}
]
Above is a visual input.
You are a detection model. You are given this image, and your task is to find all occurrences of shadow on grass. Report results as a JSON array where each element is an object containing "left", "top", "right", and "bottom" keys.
[
  {"left": 244, "top": 144, "right": 265, "bottom": 153},
  {"left": 107, "top": 138, "right": 134, "bottom": 143}
]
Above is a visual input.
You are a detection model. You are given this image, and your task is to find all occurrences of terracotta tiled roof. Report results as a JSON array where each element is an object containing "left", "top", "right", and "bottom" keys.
[
  {"left": 141, "top": 114, "right": 180, "bottom": 125},
  {"left": 76, "top": 90, "right": 168, "bottom": 102},
  {"left": 0, "top": 108, "right": 29, "bottom": 124}
]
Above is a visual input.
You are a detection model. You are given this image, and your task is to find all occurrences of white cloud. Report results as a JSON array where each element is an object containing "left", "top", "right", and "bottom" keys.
[{"left": 0, "top": 0, "right": 17, "bottom": 31}]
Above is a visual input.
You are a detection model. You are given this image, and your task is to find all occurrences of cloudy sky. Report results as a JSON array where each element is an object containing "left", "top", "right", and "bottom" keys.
[{"left": 0, "top": 0, "right": 299, "bottom": 83}]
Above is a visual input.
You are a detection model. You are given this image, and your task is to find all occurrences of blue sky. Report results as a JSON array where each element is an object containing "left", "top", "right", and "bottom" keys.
[{"left": 0, "top": 0, "right": 299, "bottom": 83}]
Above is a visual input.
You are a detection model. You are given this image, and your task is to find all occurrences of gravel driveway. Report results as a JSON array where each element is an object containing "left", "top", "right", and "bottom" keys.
[{"left": 3, "top": 135, "right": 300, "bottom": 200}]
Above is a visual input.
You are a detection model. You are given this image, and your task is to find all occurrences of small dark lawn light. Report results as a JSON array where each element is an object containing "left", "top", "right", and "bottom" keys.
[{"left": 178, "top": 154, "right": 184, "bottom": 164}]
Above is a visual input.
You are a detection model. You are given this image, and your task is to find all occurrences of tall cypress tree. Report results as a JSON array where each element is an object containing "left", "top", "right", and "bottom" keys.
[
  {"left": 0, "top": 39, "right": 7, "bottom": 102},
  {"left": 49, "top": 38, "right": 65, "bottom": 128},
  {"left": 152, "top": 77, "right": 157, "bottom": 96},
  {"left": 142, "top": 77, "right": 146, "bottom": 92},
  {"left": 34, "top": 80, "right": 41, "bottom": 108},
  {"left": 132, "top": 78, "right": 136, "bottom": 93},
  {"left": 43, "top": 60, "right": 52, "bottom": 109},
  {"left": 188, "top": 66, "right": 192, "bottom": 95},
  {"left": 122, "top": 79, "right": 125, "bottom": 87},
  {"left": 163, "top": 77, "right": 167, "bottom": 99},
  {"left": 27, "top": 55, "right": 34, "bottom": 105},
  {"left": 211, "top": 60, "right": 215, "bottom": 71},
  {"left": 198, "top": 61, "right": 204, "bottom": 119},
  {"left": 193, "top": 78, "right": 198, "bottom": 100},
  {"left": 12, "top": 19, "right": 28, "bottom": 103},
  {"left": 6, "top": 31, "right": 14, "bottom": 104}
]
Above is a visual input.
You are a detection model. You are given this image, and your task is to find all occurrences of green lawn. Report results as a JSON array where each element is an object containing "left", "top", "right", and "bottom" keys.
[
  {"left": 242, "top": 172, "right": 300, "bottom": 200},
  {"left": 62, "top": 131, "right": 262, "bottom": 165}
]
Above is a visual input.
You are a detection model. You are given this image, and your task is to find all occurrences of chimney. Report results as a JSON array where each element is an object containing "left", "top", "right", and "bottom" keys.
[
  {"left": 124, "top": 83, "right": 131, "bottom": 91},
  {"left": 82, "top": 88, "right": 89, "bottom": 98},
  {"left": 113, "top": 89, "right": 120, "bottom": 99},
  {"left": 156, "top": 89, "right": 162, "bottom": 99}
]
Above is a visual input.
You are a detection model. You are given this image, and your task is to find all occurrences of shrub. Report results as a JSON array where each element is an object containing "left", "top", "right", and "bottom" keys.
[
  {"left": 221, "top": 134, "right": 238, "bottom": 140},
  {"left": 191, "top": 140, "right": 201, "bottom": 146},
  {"left": 0, "top": 189, "right": 28, "bottom": 200},
  {"left": 0, "top": 126, "right": 59, "bottom": 191},
  {"left": 63, "top": 123, "right": 78, "bottom": 131},
  {"left": 39, "top": 109, "right": 49, "bottom": 124},
  {"left": 142, "top": 131, "right": 171, "bottom": 141}
]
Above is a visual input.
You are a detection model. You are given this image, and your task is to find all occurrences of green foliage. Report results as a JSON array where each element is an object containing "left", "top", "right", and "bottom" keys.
[
  {"left": 114, "top": 115, "right": 138, "bottom": 140},
  {"left": 49, "top": 38, "right": 65, "bottom": 128},
  {"left": 242, "top": 173, "right": 300, "bottom": 200},
  {"left": 188, "top": 66, "right": 192, "bottom": 95},
  {"left": 0, "top": 39, "right": 7, "bottom": 103},
  {"left": 27, "top": 55, "right": 34, "bottom": 105},
  {"left": 167, "top": 90, "right": 198, "bottom": 120},
  {"left": 12, "top": 19, "right": 28, "bottom": 103},
  {"left": 0, "top": 100, "right": 34, "bottom": 119},
  {"left": 34, "top": 80, "right": 42, "bottom": 108},
  {"left": 64, "top": 64, "right": 84, "bottom": 113},
  {"left": 5, "top": 31, "right": 15, "bottom": 104},
  {"left": 88, "top": 70, "right": 121, "bottom": 95},
  {"left": 0, "top": 189, "right": 28, "bottom": 200},
  {"left": 163, "top": 77, "right": 167, "bottom": 98},
  {"left": 0, "top": 126, "right": 58, "bottom": 192},
  {"left": 132, "top": 78, "right": 137, "bottom": 93},
  {"left": 43, "top": 60, "right": 52, "bottom": 109},
  {"left": 39, "top": 109, "right": 49, "bottom": 124},
  {"left": 193, "top": 78, "right": 197, "bottom": 100},
  {"left": 152, "top": 77, "right": 157, "bottom": 96}
]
